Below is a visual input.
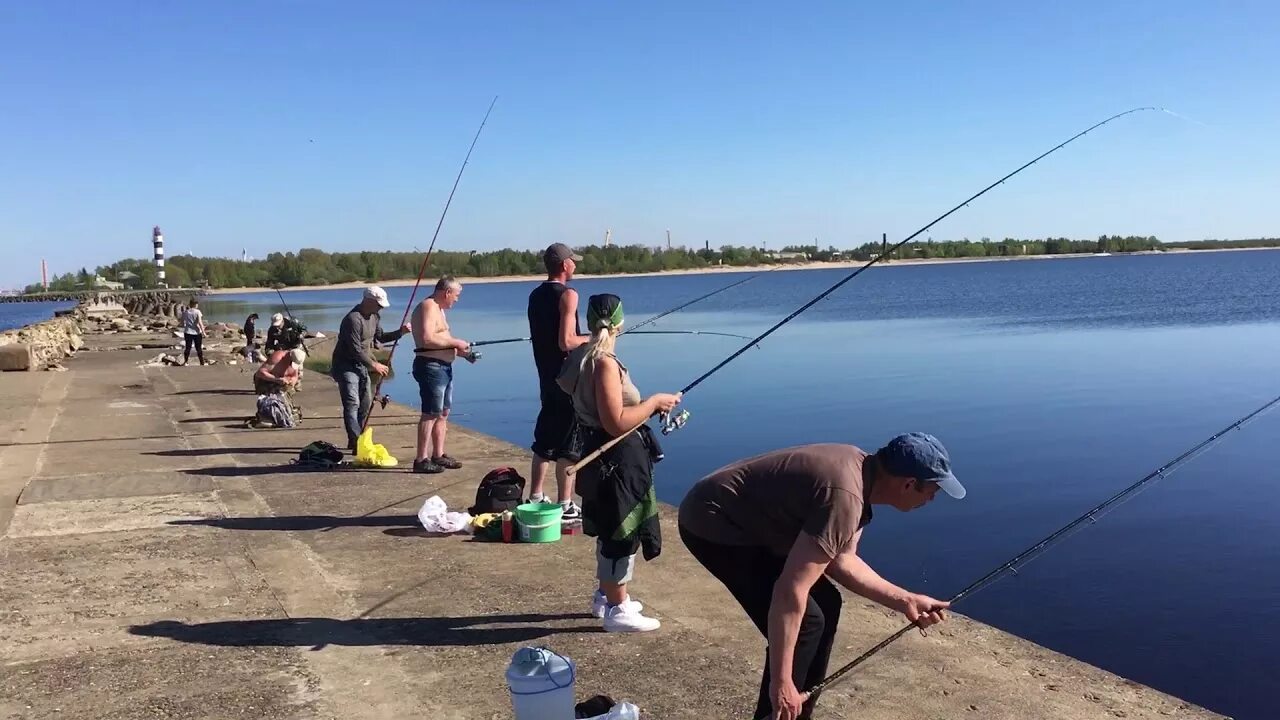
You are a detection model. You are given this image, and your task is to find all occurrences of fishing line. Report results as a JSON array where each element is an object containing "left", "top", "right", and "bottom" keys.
[
  {"left": 568, "top": 106, "right": 1163, "bottom": 475},
  {"left": 772, "top": 391, "right": 1280, "bottom": 716},
  {"left": 469, "top": 329, "right": 757, "bottom": 349},
  {"left": 359, "top": 95, "right": 498, "bottom": 434},
  {"left": 621, "top": 265, "right": 783, "bottom": 335}
]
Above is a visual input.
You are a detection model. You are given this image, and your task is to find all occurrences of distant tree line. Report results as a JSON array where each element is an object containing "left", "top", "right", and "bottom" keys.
[{"left": 23, "top": 236, "right": 1280, "bottom": 293}]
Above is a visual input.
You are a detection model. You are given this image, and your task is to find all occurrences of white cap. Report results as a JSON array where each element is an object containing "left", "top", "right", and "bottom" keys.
[
  {"left": 364, "top": 285, "right": 390, "bottom": 308},
  {"left": 271, "top": 312, "right": 284, "bottom": 326}
]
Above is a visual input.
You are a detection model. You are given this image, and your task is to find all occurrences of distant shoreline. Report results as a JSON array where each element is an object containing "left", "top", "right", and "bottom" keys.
[{"left": 203, "top": 245, "right": 1280, "bottom": 296}]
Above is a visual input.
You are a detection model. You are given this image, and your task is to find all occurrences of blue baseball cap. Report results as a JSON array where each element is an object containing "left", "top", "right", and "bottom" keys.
[{"left": 877, "top": 432, "right": 966, "bottom": 499}]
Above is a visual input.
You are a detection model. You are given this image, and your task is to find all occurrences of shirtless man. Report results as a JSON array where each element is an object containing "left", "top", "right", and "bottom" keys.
[
  {"left": 410, "top": 276, "right": 474, "bottom": 474},
  {"left": 253, "top": 347, "right": 305, "bottom": 395}
]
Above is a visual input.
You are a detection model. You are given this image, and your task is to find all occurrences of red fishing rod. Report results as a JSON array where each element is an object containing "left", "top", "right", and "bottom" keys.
[{"left": 359, "top": 95, "right": 498, "bottom": 433}]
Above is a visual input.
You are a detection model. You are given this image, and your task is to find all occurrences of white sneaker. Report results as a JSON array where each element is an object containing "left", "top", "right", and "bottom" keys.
[
  {"left": 560, "top": 501, "right": 582, "bottom": 521},
  {"left": 591, "top": 590, "right": 644, "bottom": 619},
  {"left": 603, "top": 603, "right": 660, "bottom": 632},
  {"left": 528, "top": 493, "right": 547, "bottom": 504}
]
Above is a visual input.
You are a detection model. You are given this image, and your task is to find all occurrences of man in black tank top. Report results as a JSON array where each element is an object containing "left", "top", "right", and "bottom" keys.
[{"left": 527, "top": 242, "right": 588, "bottom": 520}]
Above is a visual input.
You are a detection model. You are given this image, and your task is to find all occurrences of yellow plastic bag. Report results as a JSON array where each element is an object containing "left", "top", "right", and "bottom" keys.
[{"left": 354, "top": 427, "right": 398, "bottom": 467}]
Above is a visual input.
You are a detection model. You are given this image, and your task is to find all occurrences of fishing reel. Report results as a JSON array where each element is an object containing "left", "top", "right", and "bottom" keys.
[
  {"left": 277, "top": 317, "right": 308, "bottom": 351},
  {"left": 461, "top": 348, "right": 482, "bottom": 363},
  {"left": 660, "top": 408, "right": 691, "bottom": 436}
]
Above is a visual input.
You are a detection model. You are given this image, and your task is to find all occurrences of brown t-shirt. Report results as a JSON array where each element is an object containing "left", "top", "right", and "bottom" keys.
[{"left": 678, "top": 443, "right": 872, "bottom": 558}]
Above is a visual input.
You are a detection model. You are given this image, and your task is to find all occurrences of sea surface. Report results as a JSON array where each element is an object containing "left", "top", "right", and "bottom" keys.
[
  {"left": 98, "top": 251, "right": 1280, "bottom": 719},
  {"left": 0, "top": 300, "right": 76, "bottom": 332}
]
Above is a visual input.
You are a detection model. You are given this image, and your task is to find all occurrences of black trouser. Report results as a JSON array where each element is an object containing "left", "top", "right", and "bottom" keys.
[
  {"left": 679, "top": 524, "right": 842, "bottom": 720},
  {"left": 183, "top": 334, "right": 205, "bottom": 364}
]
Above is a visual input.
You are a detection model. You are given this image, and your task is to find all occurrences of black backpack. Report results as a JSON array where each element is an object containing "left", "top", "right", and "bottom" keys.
[
  {"left": 468, "top": 467, "right": 527, "bottom": 515},
  {"left": 295, "top": 440, "right": 344, "bottom": 468}
]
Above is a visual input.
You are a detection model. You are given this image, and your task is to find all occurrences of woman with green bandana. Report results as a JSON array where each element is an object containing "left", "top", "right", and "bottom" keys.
[{"left": 557, "top": 293, "right": 682, "bottom": 632}]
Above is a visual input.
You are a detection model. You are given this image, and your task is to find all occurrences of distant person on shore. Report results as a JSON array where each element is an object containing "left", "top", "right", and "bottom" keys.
[
  {"left": 180, "top": 298, "right": 207, "bottom": 366},
  {"left": 242, "top": 313, "right": 260, "bottom": 361},
  {"left": 526, "top": 242, "right": 589, "bottom": 520},
  {"left": 331, "top": 286, "right": 411, "bottom": 452},
  {"left": 409, "top": 276, "right": 476, "bottom": 474},
  {"left": 557, "top": 293, "right": 681, "bottom": 632},
  {"left": 677, "top": 433, "right": 963, "bottom": 720},
  {"left": 264, "top": 312, "right": 285, "bottom": 353}
]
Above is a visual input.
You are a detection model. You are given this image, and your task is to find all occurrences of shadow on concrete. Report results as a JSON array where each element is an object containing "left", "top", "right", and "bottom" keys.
[
  {"left": 128, "top": 613, "right": 599, "bottom": 647},
  {"left": 169, "top": 514, "right": 419, "bottom": 531},
  {"left": 382, "top": 527, "right": 468, "bottom": 539},
  {"left": 144, "top": 447, "right": 299, "bottom": 457},
  {"left": 169, "top": 389, "right": 256, "bottom": 396},
  {"left": 179, "top": 464, "right": 316, "bottom": 478}
]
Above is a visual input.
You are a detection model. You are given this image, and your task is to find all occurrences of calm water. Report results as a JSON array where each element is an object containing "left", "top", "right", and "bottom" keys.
[
  {"left": 203, "top": 250, "right": 1278, "bottom": 719},
  {"left": 0, "top": 300, "right": 76, "bottom": 332}
]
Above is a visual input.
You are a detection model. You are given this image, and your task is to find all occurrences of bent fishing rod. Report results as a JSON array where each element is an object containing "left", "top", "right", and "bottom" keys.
[
  {"left": 754, "top": 390, "right": 1280, "bottom": 718},
  {"left": 359, "top": 95, "right": 498, "bottom": 434},
  {"left": 567, "top": 106, "right": 1161, "bottom": 476}
]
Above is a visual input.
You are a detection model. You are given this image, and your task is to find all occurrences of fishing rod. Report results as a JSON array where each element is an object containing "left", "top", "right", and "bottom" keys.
[
  {"left": 469, "top": 329, "right": 758, "bottom": 349},
  {"left": 567, "top": 106, "right": 1162, "bottom": 476},
  {"left": 756, "top": 390, "right": 1280, "bottom": 718},
  {"left": 621, "top": 265, "right": 783, "bottom": 335},
  {"left": 359, "top": 95, "right": 498, "bottom": 434}
]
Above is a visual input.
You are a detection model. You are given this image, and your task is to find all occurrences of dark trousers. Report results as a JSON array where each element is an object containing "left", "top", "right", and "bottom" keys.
[
  {"left": 183, "top": 333, "right": 205, "bottom": 364},
  {"left": 679, "top": 524, "right": 842, "bottom": 720}
]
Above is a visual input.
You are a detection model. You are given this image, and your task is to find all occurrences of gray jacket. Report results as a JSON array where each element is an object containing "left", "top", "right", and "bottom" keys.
[{"left": 331, "top": 306, "right": 405, "bottom": 374}]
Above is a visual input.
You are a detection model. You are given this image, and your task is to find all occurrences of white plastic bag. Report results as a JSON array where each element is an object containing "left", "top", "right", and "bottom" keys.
[
  {"left": 417, "top": 495, "right": 472, "bottom": 533},
  {"left": 583, "top": 701, "right": 640, "bottom": 719}
]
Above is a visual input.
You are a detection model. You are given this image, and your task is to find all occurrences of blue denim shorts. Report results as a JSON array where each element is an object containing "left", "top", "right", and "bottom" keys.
[{"left": 412, "top": 357, "right": 453, "bottom": 416}]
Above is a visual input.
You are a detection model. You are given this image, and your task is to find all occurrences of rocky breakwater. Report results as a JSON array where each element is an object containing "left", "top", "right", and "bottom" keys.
[{"left": 0, "top": 317, "right": 84, "bottom": 372}]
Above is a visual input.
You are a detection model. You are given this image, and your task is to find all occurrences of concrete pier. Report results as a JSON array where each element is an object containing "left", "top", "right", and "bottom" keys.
[{"left": 0, "top": 328, "right": 1225, "bottom": 719}]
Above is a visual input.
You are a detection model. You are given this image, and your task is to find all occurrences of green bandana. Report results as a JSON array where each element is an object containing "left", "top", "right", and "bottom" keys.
[{"left": 587, "top": 294, "right": 624, "bottom": 332}]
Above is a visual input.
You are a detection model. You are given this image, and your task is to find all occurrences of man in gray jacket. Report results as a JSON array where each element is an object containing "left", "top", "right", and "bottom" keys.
[{"left": 331, "top": 286, "right": 410, "bottom": 451}]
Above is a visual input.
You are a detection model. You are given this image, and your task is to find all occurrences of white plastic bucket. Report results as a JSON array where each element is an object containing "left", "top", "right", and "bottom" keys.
[{"left": 505, "top": 646, "right": 576, "bottom": 720}]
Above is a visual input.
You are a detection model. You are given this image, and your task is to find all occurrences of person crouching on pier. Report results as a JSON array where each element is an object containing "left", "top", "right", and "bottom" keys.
[
  {"left": 557, "top": 293, "right": 681, "bottom": 633},
  {"left": 247, "top": 348, "right": 305, "bottom": 428}
]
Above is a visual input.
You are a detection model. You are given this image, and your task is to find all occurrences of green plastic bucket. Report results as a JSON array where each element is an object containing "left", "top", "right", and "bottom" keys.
[{"left": 515, "top": 502, "right": 563, "bottom": 543}]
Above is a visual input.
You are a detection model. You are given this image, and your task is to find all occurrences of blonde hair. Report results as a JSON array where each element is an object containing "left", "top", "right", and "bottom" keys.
[{"left": 584, "top": 322, "right": 621, "bottom": 363}]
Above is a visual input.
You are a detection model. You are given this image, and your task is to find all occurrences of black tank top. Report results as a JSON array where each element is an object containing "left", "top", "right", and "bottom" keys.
[{"left": 527, "top": 281, "right": 580, "bottom": 383}]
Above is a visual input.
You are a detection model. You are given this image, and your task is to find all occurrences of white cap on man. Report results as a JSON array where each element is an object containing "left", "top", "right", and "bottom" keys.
[{"left": 364, "top": 285, "right": 390, "bottom": 309}]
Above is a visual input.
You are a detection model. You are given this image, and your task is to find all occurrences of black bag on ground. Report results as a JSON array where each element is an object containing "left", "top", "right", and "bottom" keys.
[
  {"left": 468, "top": 467, "right": 527, "bottom": 515},
  {"left": 295, "top": 440, "right": 344, "bottom": 468}
]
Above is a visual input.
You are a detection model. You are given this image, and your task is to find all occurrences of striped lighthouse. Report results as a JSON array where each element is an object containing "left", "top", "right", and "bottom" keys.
[{"left": 152, "top": 226, "right": 166, "bottom": 287}]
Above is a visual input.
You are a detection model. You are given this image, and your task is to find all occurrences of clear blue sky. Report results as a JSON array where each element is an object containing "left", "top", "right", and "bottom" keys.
[{"left": 2, "top": 0, "right": 1276, "bottom": 289}]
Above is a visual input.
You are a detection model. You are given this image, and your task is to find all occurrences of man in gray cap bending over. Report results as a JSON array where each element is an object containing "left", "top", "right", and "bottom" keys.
[{"left": 678, "top": 432, "right": 965, "bottom": 720}]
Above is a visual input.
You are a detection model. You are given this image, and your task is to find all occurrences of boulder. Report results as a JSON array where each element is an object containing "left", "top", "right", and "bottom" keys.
[
  {"left": 1, "top": 317, "right": 82, "bottom": 370},
  {"left": 110, "top": 318, "right": 132, "bottom": 331},
  {"left": 0, "top": 343, "right": 35, "bottom": 371}
]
